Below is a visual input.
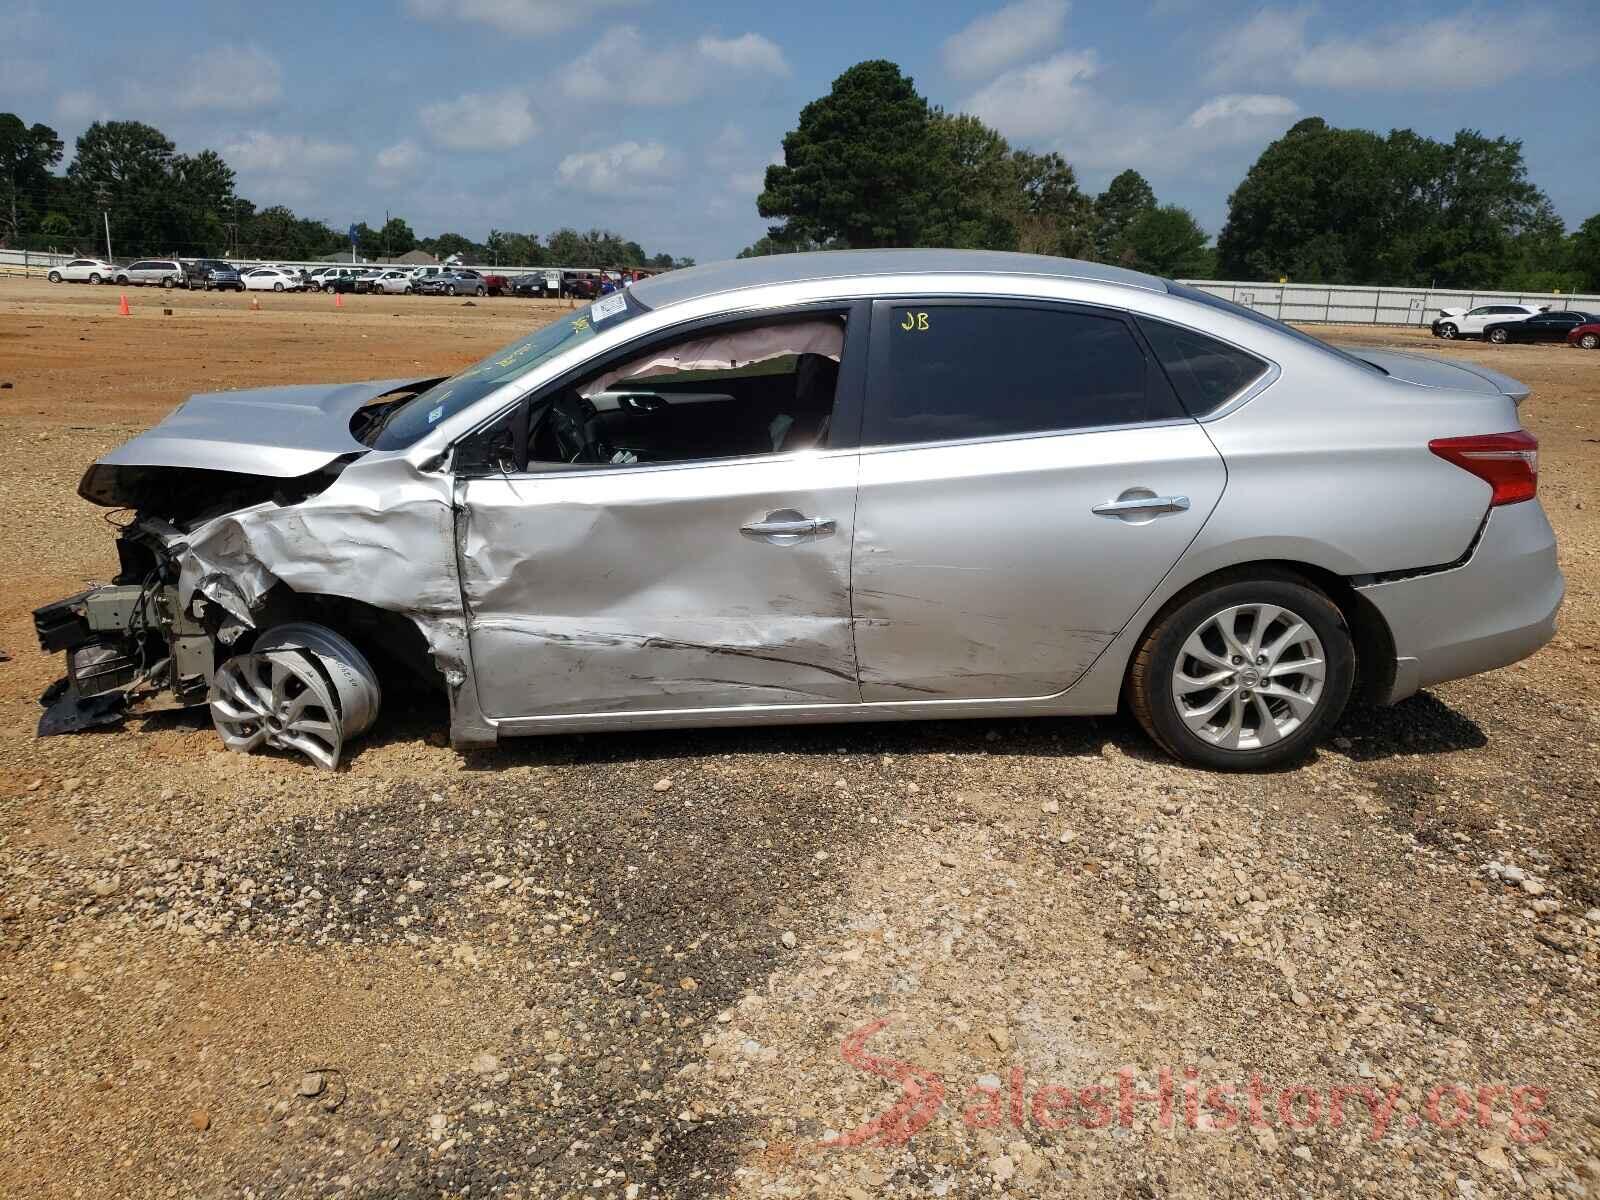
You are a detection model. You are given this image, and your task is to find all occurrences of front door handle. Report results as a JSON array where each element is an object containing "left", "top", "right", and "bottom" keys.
[
  {"left": 1092, "top": 491, "right": 1191, "bottom": 520},
  {"left": 741, "top": 509, "right": 836, "bottom": 543}
]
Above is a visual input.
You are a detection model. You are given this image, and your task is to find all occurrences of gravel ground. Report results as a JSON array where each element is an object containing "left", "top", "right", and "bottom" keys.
[{"left": 0, "top": 280, "right": 1597, "bottom": 1198}]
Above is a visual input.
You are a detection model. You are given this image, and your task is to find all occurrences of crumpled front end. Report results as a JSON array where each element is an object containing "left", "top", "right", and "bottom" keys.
[{"left": 35, "top": 377, "right": 473, "bottom": 766}]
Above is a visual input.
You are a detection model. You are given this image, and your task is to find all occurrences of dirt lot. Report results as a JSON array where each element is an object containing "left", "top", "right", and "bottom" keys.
[{"left": 1, "top": 276, "right": 1597, "bottom": 1199}]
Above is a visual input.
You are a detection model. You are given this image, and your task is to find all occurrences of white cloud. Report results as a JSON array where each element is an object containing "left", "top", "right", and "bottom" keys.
[
  {"left": 222, "top": 131, "right": 356, "bottom": 172},
  {"left": 1186, "top": 93, "right": 1298, "bottom": 130},
  {"left": 964, "top": 48, "right": 1099, "bottom": 142},
  {"left": 403, "top": 0, "right": 642, "bottom": 37},
  {"left": 176, "top": 44, "right": 282, "bottom": 111},
  {"left": 1209, "top": 7, "right": 1593, "bottom": 91},
  {"left": 696, "top": 32, "right": 790, "bottom": 76},
  {"left": 419, "top": 88, "right": 539, "bottom": 150},
  {"left": 967, "top": 47, "right": 1297, "bottom": 181},
  {"left": 565, "top": 25, "right": 789, "bottom": 105},
  {"left": 375, "top": 138, "right": 425, "bottom": 173},
  {"left": 942, "top": 0, "right": 1069, "bottom": 81},
  {"left": 557, "top": 140, "right": 676, "bottom": 193},
  {"left": 1204, "top": 6, "right": 1312, "bottom": 85}
]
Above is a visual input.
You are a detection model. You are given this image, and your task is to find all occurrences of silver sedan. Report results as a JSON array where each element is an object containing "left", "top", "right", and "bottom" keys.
[{"left": 39, "top": 250, "right": 1562, "bottom": 770}]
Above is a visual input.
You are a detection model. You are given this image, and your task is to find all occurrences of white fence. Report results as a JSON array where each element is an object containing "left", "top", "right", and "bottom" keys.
[
  {"left": 1178, "top": 279, "right": 1600, "bottom": 327},
  {"left": 0, "top": 248, "right": 619, "bottom": 282}
]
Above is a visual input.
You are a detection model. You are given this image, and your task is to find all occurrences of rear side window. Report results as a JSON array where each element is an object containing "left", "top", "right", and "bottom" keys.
[
  {"left": 865, "top": 303, "right": 1182, "bottom": 446},
  {"left": 1137, "top": 317, "right": 1270, "bottom": 417}
]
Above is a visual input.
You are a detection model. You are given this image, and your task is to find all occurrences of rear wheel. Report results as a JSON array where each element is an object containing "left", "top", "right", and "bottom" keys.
[
  {"left": 273, "top": 281, "right": 284, "bottom": 292},
  {"left": 477, "top": 285, "right": 487, "bottom": 297},
  {"left": 1488, "top": 327, "right": 1509, "bottom": 344},
  {"left": 1437, "top": 322, "right": 1457, "bottom": 339},
  {"left": 1126, "top": 574, "right": 1355, "bottom": 771},
  {"left": 1580, "top": 333, "right": 1599, "bottom": 350},
  {"left": 92, "top": 273, "right": 104, "bottom": 285}
]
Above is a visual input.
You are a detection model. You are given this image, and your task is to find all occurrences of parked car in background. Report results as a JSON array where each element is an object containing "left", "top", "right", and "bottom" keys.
[
  {"left": 480, "top": 271, "right": 509, "bottom": 296},
  {"left": 46, "top": 258, "right": 116, "bottom": 284},
  {"left": 562, "top": 271, "right": 599, "bottom": 300},
  {"left": 418, "top": 269, "right": 488, "bottom": 297},
  {"left": 353, "top": 269, "right": 387, "bottom": 294},
  {"left": 182, "top": 259, "right": 244, "bottom": 292},
  {"left": 1482, "top": 310, "right": 1596, "bottom": 345},
  {"left": 308, "top": 266, "right": 364, "bottom": 292},
  {"left": 1432, "top": 303, "right": 1544, "bottom": 340},
  {"left": 509, "top": 273, "right": 546, "bottom": 298},
  {"left": 1567, "top": 319, "right": 1600, "bottom": 350},
  {"left": 242, "top": 267, "right": 303, "bottom": 292},
  {"left": 406, "top": 266, "right": 450, "bottom": 289},
  {"left": 37, "top": 250, "right": 1562, "bottom": 773},
  {"left": 369, "top": 269, "right": 415, "bottom": 295},
  {"left": 116, "top": 259, "right": 186, "bottom": 288}
]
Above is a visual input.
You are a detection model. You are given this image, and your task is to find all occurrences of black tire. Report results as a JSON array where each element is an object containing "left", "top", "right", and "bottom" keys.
[
  {"left": 1579, "top": 333, "right": 1598, "bottom": 350},
  {"left": 446, "top": 284, "right": 457, "bottom": 296},
  {"left": 476, "top": 285, "right": 487, "bottom": 297},
  {"left": 47, "top": 270, "right": 62, "bottom": 283},
  {"left": 1437, "top": 322, "right": 1457, "bottom": 339},
  {"left": 1126, "top": 571, "right": 1355, "bottom": 771},
  {"left": 273, "top": 281, "right": 284, "bottom": 292},
  {"left": 1487, "top": 327, "right": 1509, "bottom": 344},
  {"left": 161, "top": 277, "right": 174, "bottom": 289}
]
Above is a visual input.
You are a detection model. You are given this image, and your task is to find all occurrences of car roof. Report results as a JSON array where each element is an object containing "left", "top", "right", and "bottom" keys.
[{"left": 628, "top": 249, "right": 1169, "bottom": 310}]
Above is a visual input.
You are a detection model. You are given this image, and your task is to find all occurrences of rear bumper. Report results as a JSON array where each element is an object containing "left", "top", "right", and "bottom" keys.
[{"left": 1357, "top": 501, "right": 1563, "bottom": 703}]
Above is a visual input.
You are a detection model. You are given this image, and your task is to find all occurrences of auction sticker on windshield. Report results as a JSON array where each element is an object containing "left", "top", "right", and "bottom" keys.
[{"left": 591, "top": 291, "right": 628, "bottom": 325}]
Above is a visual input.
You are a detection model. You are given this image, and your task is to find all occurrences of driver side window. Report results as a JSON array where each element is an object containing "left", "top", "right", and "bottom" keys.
[{"left": 498, "top": 313, "right": 849, "bottom": 471}]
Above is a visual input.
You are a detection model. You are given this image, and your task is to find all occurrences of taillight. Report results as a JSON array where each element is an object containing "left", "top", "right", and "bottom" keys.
[{"left": 1428, "top": 430, "right": 1538, "bottom": 505}]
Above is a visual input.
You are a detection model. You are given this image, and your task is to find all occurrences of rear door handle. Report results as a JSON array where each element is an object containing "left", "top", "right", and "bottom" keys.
[
  {"left": 741, "top": 511, "right": 836, "bottom": 542},
  {"left": 1092, "top": 493, "right": 1191, "bottom": 519}
]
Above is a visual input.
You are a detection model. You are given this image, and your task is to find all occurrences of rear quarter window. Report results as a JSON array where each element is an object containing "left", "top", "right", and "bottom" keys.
[{"left": 1136, "top": 317, "right": 1270, "bottom": 417}]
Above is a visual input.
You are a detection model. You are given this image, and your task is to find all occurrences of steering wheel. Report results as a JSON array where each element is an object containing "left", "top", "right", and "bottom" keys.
[{"left": 550, "top": 393, "right": 613, "bottom": 463}]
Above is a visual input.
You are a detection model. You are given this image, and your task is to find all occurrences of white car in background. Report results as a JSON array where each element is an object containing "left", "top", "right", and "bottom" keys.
[
  {"left": 46, "top": 258, "right": 117, "bottom": 284},
  {"left": 242, "top": 267, "right": 303, "bottom": 292},
  {"left": 369, "top": 269, "right": 414, "bottom": 295},
  {"left": 1432, "top": 303, "right": 1545, "bottom": 340}
]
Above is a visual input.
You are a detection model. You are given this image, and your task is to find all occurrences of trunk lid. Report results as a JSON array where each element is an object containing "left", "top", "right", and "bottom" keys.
[{"left": 1351, "top": 349, "right": 1531, "bottom": 405}]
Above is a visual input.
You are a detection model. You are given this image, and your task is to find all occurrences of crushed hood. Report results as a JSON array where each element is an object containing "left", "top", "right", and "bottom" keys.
[
  {"left": 91, "top": 378, "right": 426, "bottom": 478},
  {"left": 1352, "top": 349, "right": 1531, "bottom": 405}
]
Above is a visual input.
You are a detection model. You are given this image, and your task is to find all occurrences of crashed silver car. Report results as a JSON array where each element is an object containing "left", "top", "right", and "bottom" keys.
[{"left": 36, "top": 250, "right": 1562, "bottom": 770}]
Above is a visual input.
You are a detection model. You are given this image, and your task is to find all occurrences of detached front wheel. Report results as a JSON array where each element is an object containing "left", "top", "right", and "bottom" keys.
[{"left": 1126, "top": 574, "right": 1354, "bottom": 771}]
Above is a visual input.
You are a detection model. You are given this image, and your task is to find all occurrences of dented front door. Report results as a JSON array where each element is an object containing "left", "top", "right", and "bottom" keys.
[{"left": 456, "top": 453, "right": 860, "bottom": 719}]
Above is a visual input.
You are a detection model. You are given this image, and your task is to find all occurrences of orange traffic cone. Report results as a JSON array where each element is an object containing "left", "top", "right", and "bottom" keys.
[
  {"left": 334, "top": 292, "right": 344, "bottom": 309},
  {"left": 117, "top": 293, "right": 130, "bottom": 317}
]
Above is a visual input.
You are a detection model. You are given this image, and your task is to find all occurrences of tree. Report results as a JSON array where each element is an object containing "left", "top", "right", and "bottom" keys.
[
  {"left": 0, "top": 113, "right": 63, "bottom": 245},
  {"left": 1572, "top": 214, "right": 1600, "bottom": 293},
  {"left": 758, "top": 60, "right": 938, "bottom": 248},
  {"left": 378, "top": 215, "right": 417, "bottom": 257},
  {"left": 1217, "top": 117, "right": 1554, "bottom": 287},
  {"left": 920, "top": 110, "right": 1018, "bottom": 250},
  {"left": 67, "top": 120, "right": 182, "bottom": 255},
  {"left": 1125, "top": 205, "right": 1212, "bottom": 277},
  {"left": 1009, "top": 150, "right": 1094, "bottom": 258},
  {"left": 1091, "top": 169, "right": 1155, "bottom": 264}
]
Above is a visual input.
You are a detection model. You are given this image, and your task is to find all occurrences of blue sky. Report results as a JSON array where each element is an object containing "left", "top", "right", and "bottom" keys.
[{"left": 2, "top": 0, "right": 1596, "bottom": 262}]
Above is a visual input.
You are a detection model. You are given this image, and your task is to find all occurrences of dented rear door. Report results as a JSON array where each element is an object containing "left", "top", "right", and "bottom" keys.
[{"left": 457, "top": 452, "right": 861, "bottom": 719}]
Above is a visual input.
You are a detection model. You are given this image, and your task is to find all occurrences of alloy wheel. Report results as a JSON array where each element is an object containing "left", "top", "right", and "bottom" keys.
[
  {"left": 1170, "top": 602, "right": 1327, "bottom": 751},
  {"left": 1581, "top": 333, "right": 1598, "bottom": 350},
  {"left": 1439, "top": 324, "right": 1456, "bottom": 339},
  {"left": 209, "top": 649, "right": 345, "bottom": 769}
]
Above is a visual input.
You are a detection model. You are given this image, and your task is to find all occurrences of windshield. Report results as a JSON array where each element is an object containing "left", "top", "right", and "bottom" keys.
[{"left": 369, "top": 301, "right": 627, "bottom": 450}]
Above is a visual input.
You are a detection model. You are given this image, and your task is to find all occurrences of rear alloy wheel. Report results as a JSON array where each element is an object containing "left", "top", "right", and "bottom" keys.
[
  {"left": 477, "top": 285, "right": 488, "bottom": 297},
  {"left": 1437, "top": 322, "right": 1457, "bottom": 339},
  {"left": 273, "top": 281, "right": 284, "bottom": 292},
  {"left": 208, "top": 623, "right": 381, "bottom": 769},
  {"left": 1127, "top": 575, "right": 1354, "bottom": 771},
  {"left": 1488, "top": 327, "right": 1509, "bottom": 344},
  {"left": 1580, "top": 333, "right": 1598, "bottom": 350},
  {"left": 91, "top": 273, "right": 103, "bottom": 285}
]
